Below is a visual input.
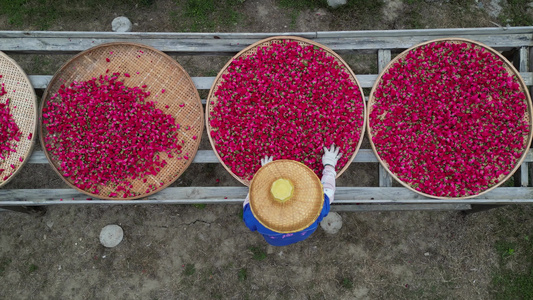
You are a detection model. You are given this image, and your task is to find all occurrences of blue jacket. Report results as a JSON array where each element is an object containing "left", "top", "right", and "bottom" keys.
[{"left": 243, "top": 195, "right": 331, "bottom": 246}]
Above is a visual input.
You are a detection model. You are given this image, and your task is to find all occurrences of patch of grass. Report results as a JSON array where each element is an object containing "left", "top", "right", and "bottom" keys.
[
  {"left": 0, "top": 0, "right": 59, "bottom": 29},
  {"left": 495, "top": 240, "right": 517, "bottom": 259},
  {"left": 183, "top": 0, "right": 215, "bottom": 31},
  {"left": 138, "top": 0, "right": 155, "bottom": 6},
  {"left": 0, "top": 0, "right": 156, "bottom": 30},
  {"left": 490, "top": 206, "right": 533, "bottom": 298},
  {"left": 330, "top": 0, "right": 384, "bottom": 29},
  {"left": 183, "top": 263, "right": 196, "bottom": 276},
  {"left": 249, "top": 246, "right": 267, "bottom": 261},
  {"left": 205, "top": 70, "right": 219, "bottom": 77},
  {"left": 192, "top": 204, "right": 207, "bottom": 209},
  {"left": 492, "top": 271, "right": 533, "bottom": 300},
  {"left": 289, "top": 11, "right": 299, "bottom": 30},
  {"left": 500, "top": 0, "right": 533, "bottom": 26},
  {"left": 29, "top": 55, "right": 54, "bottom": 75},
  {"left": 28, "top": 264, "right": 38, "bottom": 273},
  {"left": 238, "top": 268, "right": 247, "bottom": 281},
  {"left": 402, "top": 0, "right": 425, "bottom": 29},
  {"left": 173, "top": 0, "right": 243, "bottom": 32},
  {"left": 405, "top": 9, "right": 424, "bottom": 29},
  {"left": 278, "top": 0, "right": 325, "bottom": 10},
  {"left": 238, "top": 208, "right": 244, "bottom": 220},
  {"left": 344, "top": 0, "right": 384, "bottom": 13},
  {"left": 402, "top": 0, "right": 479, "bottom": 29},
  {"left": 0, "top": 258, "right": 11, "bottom": 276},
  {"left": 341, "top": 277, "right": 353, "bottom": 289}
]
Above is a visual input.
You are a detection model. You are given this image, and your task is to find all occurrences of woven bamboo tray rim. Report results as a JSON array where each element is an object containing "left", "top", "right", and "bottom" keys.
[
  {"left": 40, "top": 42, "right": 203, "bottom": 200},
  {"left": 367, "top": 37, "right": 533, "bottom": 200},
  {"left": 206, "top": 36, "right": 367, "bottom": 186},
  {"left": 0, "top": 51, "right": 38, "bottom": 188}
]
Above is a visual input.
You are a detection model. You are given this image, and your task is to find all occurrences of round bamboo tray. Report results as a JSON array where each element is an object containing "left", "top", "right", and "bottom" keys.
[
  {"left": 0, "top": 51, "right": 38, "bottom": 188},
  {"left": 367, "top": 38, "right": 533, "bottom": 199},
  {"left": 206, "top": 36, "right": 367, "bottom": 186},
  {"left": 40, "top": 42, "right": 203, "bottom": 200}
]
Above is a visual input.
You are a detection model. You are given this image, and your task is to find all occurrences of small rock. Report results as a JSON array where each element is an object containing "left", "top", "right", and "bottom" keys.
[
  {"left": 320, "top": 212, "right": 342, "bottom": 234},
  {"left": 111, "top": 17, "right": 132, "bottom": 32},
  {"left": 486, "top": 0, "right": 503, "bottom": 18},
  {"left": 46, "top": 220, "right": 54, "bottom": 228},
  {"left": 100, "top": 224, "right": 124, "bottom": 248},
  {"left": 327, "top": 0, "right": 347, "bottom": 8},
  {"left": 424, "top": 252, "right": 430, "bottom": 256}
]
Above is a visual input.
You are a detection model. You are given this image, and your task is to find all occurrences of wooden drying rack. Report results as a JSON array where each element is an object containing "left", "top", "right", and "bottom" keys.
[{"left": 0, "top": 27, "right": 532, "bottom": 214}]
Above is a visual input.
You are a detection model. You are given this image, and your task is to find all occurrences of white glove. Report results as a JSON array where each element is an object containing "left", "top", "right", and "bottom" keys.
[
  {"left": 261, "top": 155, "right": 273, "bottom": 166},
  {"left": 322, "top": 144, "right": 343, "bottom": 167}
]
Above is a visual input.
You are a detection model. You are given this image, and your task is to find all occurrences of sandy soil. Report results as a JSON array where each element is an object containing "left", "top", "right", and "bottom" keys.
[{"left": 1, "top": 0, "right": 532, "bottom": 299}]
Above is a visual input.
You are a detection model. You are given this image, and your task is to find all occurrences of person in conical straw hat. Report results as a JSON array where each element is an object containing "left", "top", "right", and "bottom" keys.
[{"left": 242, "top": 144, "right": 342, "bottom": 246}]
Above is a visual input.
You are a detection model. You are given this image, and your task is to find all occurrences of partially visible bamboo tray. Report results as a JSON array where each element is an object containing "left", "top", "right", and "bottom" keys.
[
  {"left": 367, "top": 38, "right": 533, "bottom": 199},
  {"left": 40, "top": 42, "right": 203, "bottom": 200},
  {"left": 0, "top": 51, "right": 38, "bottom": 188},
  {"left": 206, "top": 36, "right": 367, "bottom": 186}
]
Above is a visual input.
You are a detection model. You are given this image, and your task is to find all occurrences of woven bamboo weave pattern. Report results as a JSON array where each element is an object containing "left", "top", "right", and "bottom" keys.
[
  {"left": 367, "top": 38, "right": 533, "bottom": 200},
  {"left": 206, "top": 36, "right": 367, "bottom": 186},
  {"left": 40, "top": 43, "right": 203, "bottom": 200},
  {"left": 0, "top": 51, "right": 37, "bottom": 187},
  {"left": 250, "top": 160, "right": 324, "bottom": 233}
]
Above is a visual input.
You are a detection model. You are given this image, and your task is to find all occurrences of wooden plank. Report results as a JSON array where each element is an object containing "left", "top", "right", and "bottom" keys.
[
  {"left": 27, "top": 149, "right": 380, "bottom": 164},
  {"left": 0, "top": 187, "right": 532, "bottom": 205},
  {"left": 314, "top": 35, "right": 533, "bottom": 51},
  {"left": 0, "top": 31, "right": 318, "bottom": 39},
  {"left": 28, "top": 73, "right": 533, "bottom": 90},
  {"left": 1, "top": 27, "right": 532, "bottom": 39},
  {"left": 520, "top": 47, "right": 529, "bottom": 72},
  {"left": 377, "top": 49, "right": 391, "bottom": 71},
  {"left": 332, "top": 187, "right": 533, "bottom": 203},
  {"left": 331, "top": 204, "right": 471, "bottom": 212},
  {"left": 519, "top": 47, "right": 530, "bottom": 187},
  {"left": 25, "top": 148, "right": 533, "bottom": 165},
  {"left": 28, "top": 149, "right": 220, "bottom": 164},
  {"left": 29, "top": 75, "right": 215, "bottom": 90},
  {"left": 2, "top": 31, "right": 532, "bottom": 54},
  {"left": 316, "top": 27, "right": 533, "bottom": 38},
  {"left": 29, "top": 74, "right": 379, "bottom": 89},
  {"left": 378, "top": 165, "right": 393, "bottom": 187},
  {"left": 522, "top": 163, "right": 529, "bottom": 187}
]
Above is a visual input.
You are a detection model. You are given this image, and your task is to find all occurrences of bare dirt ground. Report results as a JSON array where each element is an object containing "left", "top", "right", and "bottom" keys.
[{"left": 1, "top": 0, "right": 533, "bottom": 299}]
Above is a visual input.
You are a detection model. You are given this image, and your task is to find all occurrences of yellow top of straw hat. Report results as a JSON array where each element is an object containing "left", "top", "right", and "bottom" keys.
[{"left": 250, "top": 160, "right": 324, "bottom": 233}]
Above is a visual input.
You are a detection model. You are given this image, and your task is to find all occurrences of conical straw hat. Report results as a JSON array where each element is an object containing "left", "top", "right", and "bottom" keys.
[{"left": 250, "top": 160, "right": 324, "bottom": 233}]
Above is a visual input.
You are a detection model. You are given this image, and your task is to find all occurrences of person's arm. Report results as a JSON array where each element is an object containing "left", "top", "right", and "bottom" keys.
[
  {"left": 321, "top": 144, "right": 342, "bottom": 204},
  {"left": 243, "top": 193, "right": 250, "bottom": 208},
  {"left": 321, "top": 165, "right": 336, "bottom": 204}
]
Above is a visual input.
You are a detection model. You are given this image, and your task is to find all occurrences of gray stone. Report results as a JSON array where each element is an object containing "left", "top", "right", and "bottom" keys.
[
  {"left": 327, "top": 0, "right": 347, "bottom": 9},
  {"left": 111, "top": 17, "right": 133, "bottom": 32},
  {"left": 99, "top": 224, "right": 124, "bottom": 248},
  {"left": 320, "top": 212, "right": 342, "bottom": 234},
  {"left": 486, "top": 0, "right": 503, "bottom": 18}
]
